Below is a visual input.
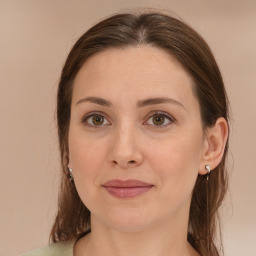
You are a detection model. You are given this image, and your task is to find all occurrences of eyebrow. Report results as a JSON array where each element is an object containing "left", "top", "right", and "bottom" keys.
[
  {"left": 76, "top": 97, "right": 112, "bottom": 107},
  {"left": 76, "top": 96, "right": 186, "bottom": 109}
]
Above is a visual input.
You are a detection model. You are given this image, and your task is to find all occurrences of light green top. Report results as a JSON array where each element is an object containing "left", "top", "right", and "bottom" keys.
[{"left": 21, "top": 239, "right": 76, "bottom": 256}]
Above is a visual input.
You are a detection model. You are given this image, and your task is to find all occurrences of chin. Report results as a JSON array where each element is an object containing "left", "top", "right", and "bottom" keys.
[{"left": 99, "top": 209, "right": 154, "bottom": 233}]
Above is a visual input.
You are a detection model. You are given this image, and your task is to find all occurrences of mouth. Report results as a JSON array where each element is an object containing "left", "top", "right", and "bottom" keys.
[{"left": 102, "top": 179, "right": 154, "bottom": 199}]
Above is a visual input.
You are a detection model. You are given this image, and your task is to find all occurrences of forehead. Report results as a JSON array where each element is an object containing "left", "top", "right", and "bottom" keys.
[
  {"left": 76, "top": 45, "right": 186, "bottom": 82},
  {"left": 72, "top": 45, "right": 197, "bottom": 107}
]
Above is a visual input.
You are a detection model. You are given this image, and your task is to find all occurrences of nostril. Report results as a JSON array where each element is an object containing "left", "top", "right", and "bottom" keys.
[{"left": 111, "top": 159, "right": 139, "bottom": 167}]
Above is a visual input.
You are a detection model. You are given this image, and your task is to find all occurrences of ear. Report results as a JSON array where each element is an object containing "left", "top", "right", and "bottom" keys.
[
  {"left": 63, "top": 150, "right": 71, "bottom": 169},
  {"left": 199, "top": 117, "right": 229, "bottom": 175}
]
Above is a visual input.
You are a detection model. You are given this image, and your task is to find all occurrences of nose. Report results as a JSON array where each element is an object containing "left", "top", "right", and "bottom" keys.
[{"left": 108, "top": 124, "right": 143, "bottom": 169}]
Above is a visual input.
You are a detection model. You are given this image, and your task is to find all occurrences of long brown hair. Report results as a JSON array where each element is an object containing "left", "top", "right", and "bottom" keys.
[{"left": 50, "top": 10, "right": 230, "bottom": 256}]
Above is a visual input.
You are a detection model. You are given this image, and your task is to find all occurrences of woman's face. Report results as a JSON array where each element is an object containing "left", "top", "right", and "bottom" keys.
[{"left": 68, "top": 45, "right": 207, "bottom": 232}]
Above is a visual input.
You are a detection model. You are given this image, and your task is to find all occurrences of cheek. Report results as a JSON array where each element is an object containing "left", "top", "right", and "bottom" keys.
[
  {"left": 146, "top": 133, "right": 203, "bottom": 197},
  {"left": 68, "top": 134, "right": 109, "bottom": 209},
  {"left": 68, "top": 133, "right": 107, "bottom": 186}
]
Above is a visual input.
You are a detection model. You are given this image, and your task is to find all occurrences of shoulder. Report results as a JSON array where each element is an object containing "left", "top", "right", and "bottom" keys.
[{"left": 21, "top": 240, "right": 76, "bottom": 256}]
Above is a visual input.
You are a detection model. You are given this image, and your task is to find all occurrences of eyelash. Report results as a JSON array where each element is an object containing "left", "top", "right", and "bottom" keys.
[{"left": 81, "top": 111, "right": 175, "bottom": 128}]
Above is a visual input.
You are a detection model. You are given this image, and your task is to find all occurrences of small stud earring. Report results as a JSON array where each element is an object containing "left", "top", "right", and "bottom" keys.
[
  {"left": 205, "top": 165, "right": 211, "bottom": 180},
  {"left": 67, "top": 167, "right": 74, "bottom": 181}
]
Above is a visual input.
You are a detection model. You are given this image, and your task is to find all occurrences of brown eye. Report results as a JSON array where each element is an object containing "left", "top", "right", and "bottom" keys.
[
  {"left": 145, "top": 112, "right": 173, "bottom": 127},
  {"left": 83, "top": 113, "right": 110, "bottom": 127},
  {"left": 92, "top": 115, "right": 104, "bottom": 125},
  {"left": 152, "top": 114, "right": 165, "bottom": 125}
]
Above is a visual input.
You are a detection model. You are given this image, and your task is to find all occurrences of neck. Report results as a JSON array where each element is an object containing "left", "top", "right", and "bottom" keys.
[{"left": 74, "top": 216, "right": 199, "bottom": 256}]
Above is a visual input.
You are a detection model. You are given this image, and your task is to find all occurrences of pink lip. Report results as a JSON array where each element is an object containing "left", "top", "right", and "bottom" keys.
[
  {"left": 103, "top": 179, "right": 152, "bottom": 187},
  {"left": 102, "top": 179, "right": 153, "bottom": 199}
]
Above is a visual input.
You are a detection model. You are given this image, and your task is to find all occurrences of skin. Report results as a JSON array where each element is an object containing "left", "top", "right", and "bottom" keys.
[{"left": 68, "top": 45, "right": 228, "bottom": 256}]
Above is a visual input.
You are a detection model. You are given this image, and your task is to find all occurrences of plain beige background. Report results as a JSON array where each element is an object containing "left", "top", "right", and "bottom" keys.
[{"left": 0, "top": 1, "right": 255, "bottom": 255}]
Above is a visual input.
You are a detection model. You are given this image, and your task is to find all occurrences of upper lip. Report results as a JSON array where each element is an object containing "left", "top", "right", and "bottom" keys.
[{"left": 103, "top": 179, "right": 153, "bottom": 187}]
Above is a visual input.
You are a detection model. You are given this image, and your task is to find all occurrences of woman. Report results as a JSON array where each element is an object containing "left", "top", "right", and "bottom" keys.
[{"left": 23, "top": 10, "right": 229, "bottom": 256}]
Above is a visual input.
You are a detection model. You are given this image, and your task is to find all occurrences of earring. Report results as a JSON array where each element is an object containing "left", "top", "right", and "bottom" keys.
[
  {"left": 205, "top": 165, "right": 211, "bottom": 252},
  {"left": 205, "top": 165, "right": 211, "bottom": 180},
  {"left": 67, "top": 167, "right": 74, "bottom": 181}
]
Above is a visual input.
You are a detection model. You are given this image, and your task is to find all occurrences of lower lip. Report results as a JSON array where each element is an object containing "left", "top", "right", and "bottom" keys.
[{"left": 103, "top": 186, "right": 153, "bottom": 198}]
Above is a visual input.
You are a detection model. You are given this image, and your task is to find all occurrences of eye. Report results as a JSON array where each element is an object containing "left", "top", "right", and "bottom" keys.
[
  {"left": 145, "top": 112, "right": 174, "bottom": 127},
  {"left": 82, "top": 113, "right": 110, "bottom": 127}
]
